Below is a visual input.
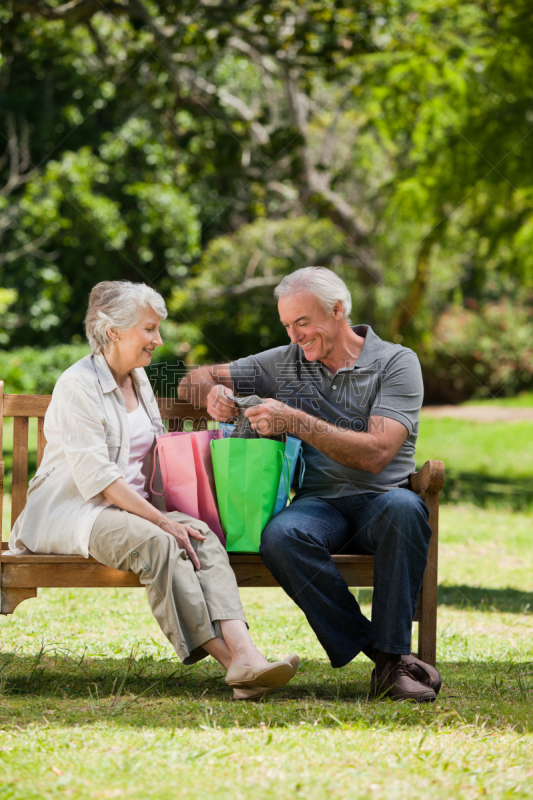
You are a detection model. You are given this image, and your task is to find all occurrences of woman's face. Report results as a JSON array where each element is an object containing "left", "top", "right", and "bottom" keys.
[{"left": 110, "top": 307, "right": 163, "bottom": 370}]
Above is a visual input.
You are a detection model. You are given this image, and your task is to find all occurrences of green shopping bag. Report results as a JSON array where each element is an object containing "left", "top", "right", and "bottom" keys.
[{"left": 210, "top": 437, "right": 289, "bottom": 553}]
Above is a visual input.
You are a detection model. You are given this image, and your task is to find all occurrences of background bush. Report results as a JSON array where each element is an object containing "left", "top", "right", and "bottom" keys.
[
  {"left": 0, "top": 321, "right": 186, "bottom": 396},
  {"left": 418, "top": 297, "right": 533, "bottom": 403},
  {"left": 0, "top": 344, "right": 91, "bottom": 395}
]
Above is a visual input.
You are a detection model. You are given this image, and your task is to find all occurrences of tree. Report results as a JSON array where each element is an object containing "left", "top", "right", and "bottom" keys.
[
  {"left": 167, "top": 215, "right": 355, "bottom": 363},
  {"left": 0, "top": 1, "right": 386, "bottom": 346},
  {"left": 1, "top": 0, "right": 533, "bottom": 401}
]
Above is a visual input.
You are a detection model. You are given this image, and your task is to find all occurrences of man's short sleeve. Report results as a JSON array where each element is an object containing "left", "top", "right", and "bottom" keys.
[
  {"left": 230, "top": 348, "right": 285, "bottom": 398},
  {"left": 370, "top": 349, "right": 424, "bottom": 434}
]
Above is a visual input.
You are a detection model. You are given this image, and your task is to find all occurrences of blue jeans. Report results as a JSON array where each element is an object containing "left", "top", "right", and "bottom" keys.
[{"left": 260, "top": 489, "right": 432, "bottom": 668}]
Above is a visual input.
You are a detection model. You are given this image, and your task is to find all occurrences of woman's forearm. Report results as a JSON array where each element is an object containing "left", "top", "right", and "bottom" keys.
[
  {"left": 102, "top": 478, "right": 206, "bottom": 569},
  {"left": 178, "top": 364, "right": 234, "bottom": 407},
  {"left": 178, "top": 366, "right": 218, "bottom": 406},
  {"left": 102, "top": 478, "right": 166, "bottom": 527}
]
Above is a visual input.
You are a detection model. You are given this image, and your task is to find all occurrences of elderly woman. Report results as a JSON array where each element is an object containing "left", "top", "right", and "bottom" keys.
[{"left": 9, "top": 281, "right": 298, "bottom": 701}]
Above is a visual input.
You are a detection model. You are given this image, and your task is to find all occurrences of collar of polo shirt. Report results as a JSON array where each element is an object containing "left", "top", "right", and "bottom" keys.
[{"left": 315, "top": 325, "right": 384, "bottom": 378}]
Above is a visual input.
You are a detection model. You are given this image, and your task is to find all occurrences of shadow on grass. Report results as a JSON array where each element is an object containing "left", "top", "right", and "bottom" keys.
[
  {"left": 354, "top": 586, "right": 533, "bottom": 614},
  {"left": 1, "top": 650, "right": 533, "bottom": 731},
  {"left": 438, "top": 585, "right": 533, "bottom": 613},
  {"left": 440, "top": 471, "right": 533, "bottom": 510}
]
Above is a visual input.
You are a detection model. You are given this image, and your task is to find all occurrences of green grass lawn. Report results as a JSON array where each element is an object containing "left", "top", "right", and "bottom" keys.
[
  {"left": 416, "top": 417, "right": 533, "bottom": 479},
  {"left": 416, "top": 416, "right": 533, "bottom": 507},
  {"left": 2, "top": 502, "right": 533, "bottom": 799},
  {"left": 2, "top": 408, "right": 533, "bottom": 798}
]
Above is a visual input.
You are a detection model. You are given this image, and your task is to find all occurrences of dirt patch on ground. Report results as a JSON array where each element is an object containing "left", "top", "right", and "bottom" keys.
[{"left": 421, "top": 405, "right": 533, "bottom": 423}]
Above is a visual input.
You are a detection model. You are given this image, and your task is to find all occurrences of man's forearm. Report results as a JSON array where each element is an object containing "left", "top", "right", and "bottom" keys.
[{"left": 288, "top": 409, "right": 391, "bottom": 474}]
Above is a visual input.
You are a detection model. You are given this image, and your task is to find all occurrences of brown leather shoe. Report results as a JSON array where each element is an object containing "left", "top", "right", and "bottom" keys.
[
  {"left": 401, "top": 655, "right": 442, "bottom": 695},
  {"left": 371, "top": 660, "right": 436, "bottom": 702}
]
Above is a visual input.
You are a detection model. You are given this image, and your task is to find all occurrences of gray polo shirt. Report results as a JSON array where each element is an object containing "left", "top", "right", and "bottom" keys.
[{"left": 229, "top": 325, "right": 424, "bottom": 499}]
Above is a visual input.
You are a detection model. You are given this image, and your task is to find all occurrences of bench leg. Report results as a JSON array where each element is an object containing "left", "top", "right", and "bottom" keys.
[
  {"left": 417, "top": 490, "right": 439, "bottom": 666},
  {"left": 1, "top": 587, "right": 37, "bottom": 615}
]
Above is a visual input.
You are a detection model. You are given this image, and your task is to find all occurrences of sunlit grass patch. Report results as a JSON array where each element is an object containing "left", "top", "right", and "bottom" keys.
[{"left": 2, "top": 503, "right": 533, "bottom": 798}]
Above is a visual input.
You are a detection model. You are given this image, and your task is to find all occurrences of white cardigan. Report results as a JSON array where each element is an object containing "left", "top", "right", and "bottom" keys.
[{"left": 9, "top": 353, "right": 165, "bottom": 557}]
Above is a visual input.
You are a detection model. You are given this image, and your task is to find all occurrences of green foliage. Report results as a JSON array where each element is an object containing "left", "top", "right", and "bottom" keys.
[
  {"left": 2, "top": 1, "right": 533, "bottom": 399},
  {"left": 0, "top": 344, "right": 90, "bottom": 394},
  {"left": 418, "top": 295, "right": 533, "bottom": 402},
  {"left": 168, "top": 216, "right": 353, "bottom": 363},
  {"left": 367, "top": 0, "right": 533, "bottom": 327},
  {"left": 3, "top": 129, "right": 201, "bottom": 345}
]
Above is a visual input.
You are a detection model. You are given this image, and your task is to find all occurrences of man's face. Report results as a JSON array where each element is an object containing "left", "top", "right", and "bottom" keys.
[{"left": 278, "top": 292, "right": 342, "bottom": 362}]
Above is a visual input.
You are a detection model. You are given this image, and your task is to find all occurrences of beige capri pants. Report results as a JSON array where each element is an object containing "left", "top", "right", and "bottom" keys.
[{"left": 89, "top": 508, "right": 247, "bottom": 664}]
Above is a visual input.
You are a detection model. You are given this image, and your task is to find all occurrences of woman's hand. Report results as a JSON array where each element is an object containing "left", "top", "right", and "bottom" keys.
[
  {"left": 102, "top": 479, "right": 208, "bottom": 570},
  {"left": 207, "top": 384, "right": 237, "bottom": 422},
  {"left": 159, "top": 518, "right": 206, "bottom": 570}
]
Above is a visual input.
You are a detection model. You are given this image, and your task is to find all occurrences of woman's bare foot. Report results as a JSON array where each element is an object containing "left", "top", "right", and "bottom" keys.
[{"left": 219, "top": 619, "right": 270, "bottom": 668}]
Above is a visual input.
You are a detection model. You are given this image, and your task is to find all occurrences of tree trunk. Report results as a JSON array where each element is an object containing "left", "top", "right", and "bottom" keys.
[{"left": 389, "top": 220, "right": 447, "bottom": 340}]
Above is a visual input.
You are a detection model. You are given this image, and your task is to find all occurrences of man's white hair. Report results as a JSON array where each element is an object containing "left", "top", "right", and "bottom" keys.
[
  {"left": 84, "top": 281, "right": 167, "bottom": 354},
  {"left": 274, "top": 267, "right": 352, "bottom": 322}
]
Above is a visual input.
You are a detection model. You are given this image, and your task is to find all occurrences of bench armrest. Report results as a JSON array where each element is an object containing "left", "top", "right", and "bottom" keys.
[{"left": 410, "top": 460, "right": 445, "bottom": 494}]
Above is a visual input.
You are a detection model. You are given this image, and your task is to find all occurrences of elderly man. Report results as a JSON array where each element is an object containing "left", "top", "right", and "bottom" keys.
[{"left": 179, "top": 267, "right": 441, "bottom": 702}]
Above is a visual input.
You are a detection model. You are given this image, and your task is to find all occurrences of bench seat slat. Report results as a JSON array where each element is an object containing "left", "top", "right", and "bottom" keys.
[
  {"left": 0, "top": 552, "right": 374, "bottom": 565},
  {"left": 1, "top": 553, "right": 375, "bottom": 589},
  {"left": 1, "top": 554, "right": 421, "bottom": 615}
]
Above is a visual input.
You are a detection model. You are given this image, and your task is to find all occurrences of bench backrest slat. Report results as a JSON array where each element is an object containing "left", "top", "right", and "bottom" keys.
[
  {"left": 3, "top": 394, "right": 51, "bottom": 417},
  {"left": 36, "top": 417, "right": 46, "bottom": 469},
  {"left": 0, "top": 381, "right": 3, "bottom": 537},
  {"left": 11, "top": 417, "right": 29, "bottom": 528},
  {"left": 3, "top": 393, "right": 208, "bottom": 421}
]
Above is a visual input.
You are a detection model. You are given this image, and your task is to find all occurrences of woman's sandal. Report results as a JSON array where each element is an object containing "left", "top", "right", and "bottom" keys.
[
  {"left": 283, "top": 654, "right": 300, "bottom": 676},
  {"left": 226, "top": 658, "right": 298, "bottom": 701}
]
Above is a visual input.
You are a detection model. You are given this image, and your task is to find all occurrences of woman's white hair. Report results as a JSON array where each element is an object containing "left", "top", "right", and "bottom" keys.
[
  {"left": 274, "top": 267, "right": 352, "bottom": 322},
  {"left": 84, "top": 281, "right": 167, "bottom": 354}
]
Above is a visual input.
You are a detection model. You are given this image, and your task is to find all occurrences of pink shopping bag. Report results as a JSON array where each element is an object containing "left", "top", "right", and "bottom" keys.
[{"left": 150, "top": 430, "right": 225, "bottom": 545}]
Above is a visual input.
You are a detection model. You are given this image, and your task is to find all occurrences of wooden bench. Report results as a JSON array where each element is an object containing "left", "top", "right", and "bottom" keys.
[{"left": 0, "top": 381, "right": 445, "bottom": 665}]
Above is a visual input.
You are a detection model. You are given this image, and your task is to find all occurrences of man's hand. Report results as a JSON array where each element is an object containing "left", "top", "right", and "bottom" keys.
[
  {"left": 245, "top": 398, "right": 292, "bottom": 436},
  {"left": 207, "top": 385, "right": 238, "bottom": 422},
  {"left": 159, "top": 518, "right": 206, "bottom": 570}
]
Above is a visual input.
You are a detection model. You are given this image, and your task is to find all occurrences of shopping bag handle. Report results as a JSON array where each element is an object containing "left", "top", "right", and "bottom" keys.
[
  {"left": 279, "top": 450, "right": 292, "bottom": 504},
  {"left": 150, "top": 441, "right": 166, "bottom": 496},
  {"left": 298, "top": 452, "right": 306, "bottom": 488}
]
